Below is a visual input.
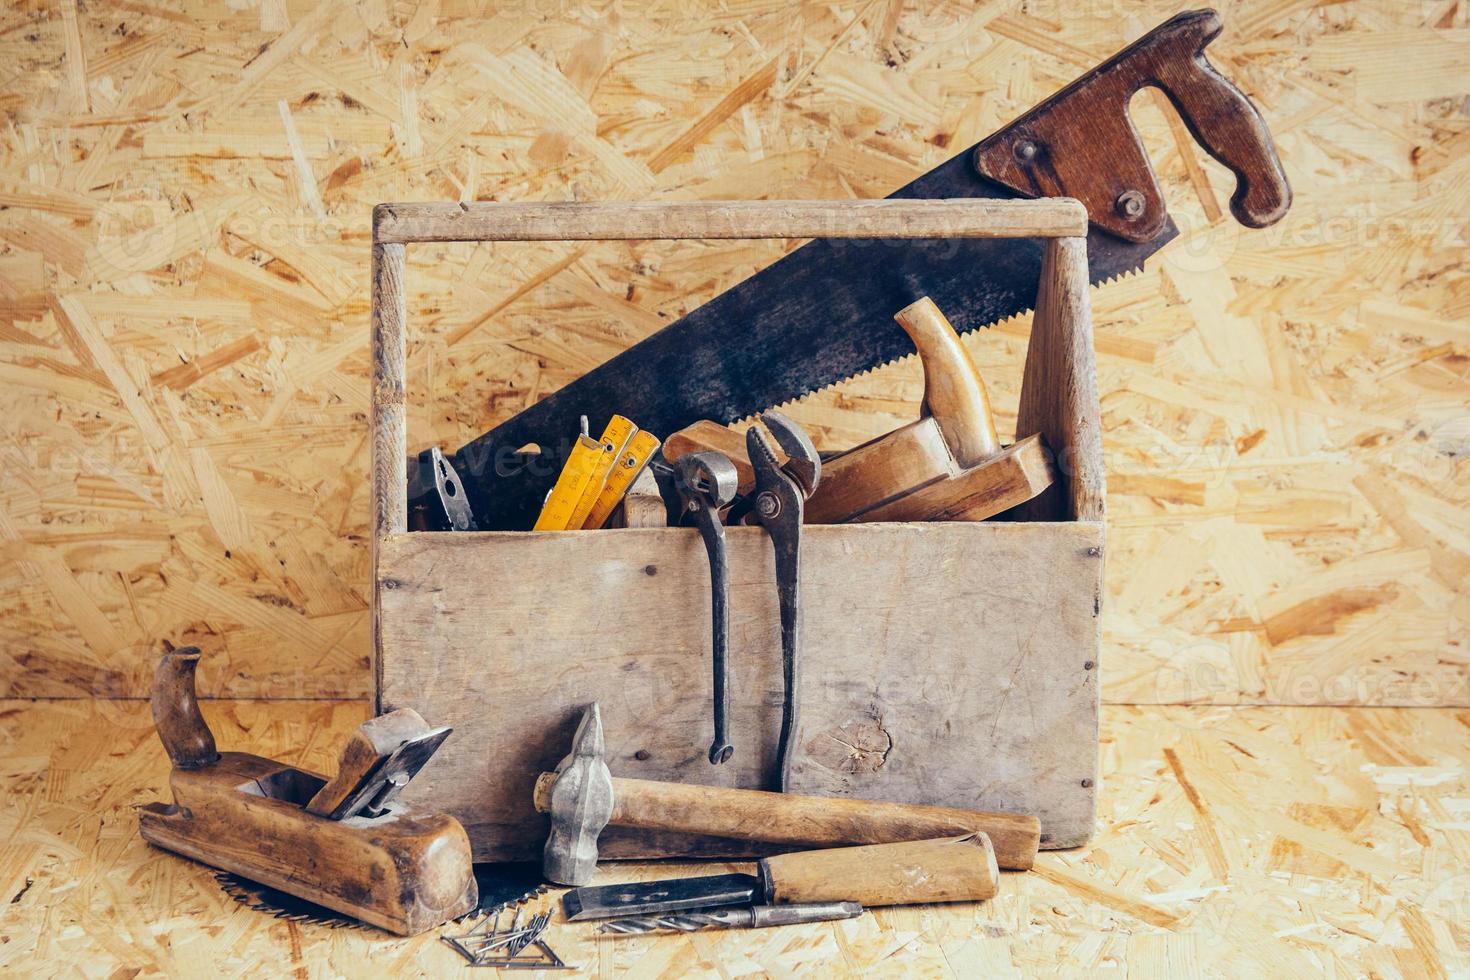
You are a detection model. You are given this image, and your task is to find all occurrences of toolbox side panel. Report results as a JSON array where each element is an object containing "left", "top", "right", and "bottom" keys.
[{"left": 378, "top": 521, "right": 1101, "bottom": 859}]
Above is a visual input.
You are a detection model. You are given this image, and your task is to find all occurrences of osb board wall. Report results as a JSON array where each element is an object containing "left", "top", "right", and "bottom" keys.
[{"left": 0, "top": 1, "right": 1464, "bottom": 703}]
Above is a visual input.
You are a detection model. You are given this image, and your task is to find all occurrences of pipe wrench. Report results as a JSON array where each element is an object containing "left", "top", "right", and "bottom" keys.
[
  {"left": 673, "top": 451, "right": 740, "bottom": 765},
  {"left": 742, "top": 410, "right": 821, "bottom": 791}
]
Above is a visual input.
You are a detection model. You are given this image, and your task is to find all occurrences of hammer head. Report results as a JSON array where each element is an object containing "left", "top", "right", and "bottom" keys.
[{"left": 543, "top": 703, "right": 615, "bottom": 886}]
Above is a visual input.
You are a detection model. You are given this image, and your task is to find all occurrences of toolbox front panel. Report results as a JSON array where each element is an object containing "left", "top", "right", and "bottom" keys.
[{"left": 377, "top": 520, "right": 1101, "bottom": 860}]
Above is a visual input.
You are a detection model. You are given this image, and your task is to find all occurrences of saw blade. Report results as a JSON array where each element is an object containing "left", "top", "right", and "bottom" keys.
[
  {"left": 447, "top": 152, "right": 1170, "bottom": 531},
  {"left": 214, "top": 862, "right": 546, "bottom": 930}
]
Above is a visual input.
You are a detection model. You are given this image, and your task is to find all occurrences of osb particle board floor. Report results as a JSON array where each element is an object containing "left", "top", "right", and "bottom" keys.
[{"left": 2, "top": 701, "right": 1466, "bottom": 978}]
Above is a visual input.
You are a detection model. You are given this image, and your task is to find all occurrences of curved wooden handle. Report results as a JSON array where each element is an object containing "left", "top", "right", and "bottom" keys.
[
  {"left": 759, "top": 834, "right": 999, "bottom": 906},
  {"left": 152, "top": 648, "right": 219, "bottom": 770},
  {"left": 1150, "top": 10, "right": 1292, "bottom": 229},
  {"left": 973, "top": 9, "right": 1290, "bottom": 242},
  {"left": 894, "top": 297, "right": 999, "bottom": 468}
]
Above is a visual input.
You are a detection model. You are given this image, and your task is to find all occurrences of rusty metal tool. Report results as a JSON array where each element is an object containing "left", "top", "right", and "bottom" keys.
[
  {"left": 441, "top": 908, "right": 572, "bottom": 969},
  {"left": 541, "top": 703, "right": 614, "bottom": 886},
  {"left": 673, "top": 451, "right": 741, "bottom": 765},
  {"left": 410, "top": 446, "right": 477, "bottom": 531},
  {"left": 598, "top": 901, "right": 864, "bottom": 934},
  {"left": 742, "top": 410, "right": 820, "bottom": 792},
  {"left": 533, "top": 704, "right": 1041, "bottom": 886}
]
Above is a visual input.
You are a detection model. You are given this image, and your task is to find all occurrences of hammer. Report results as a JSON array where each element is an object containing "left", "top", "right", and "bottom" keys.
[{"left": 536, "top": 703, "right": 1041, "bottom": 885}]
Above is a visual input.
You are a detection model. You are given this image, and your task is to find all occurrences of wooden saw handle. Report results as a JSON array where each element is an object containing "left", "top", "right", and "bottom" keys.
[
  {"left": 759, "top": 834, "right": 999, "bottom": 906},
  {"left": 533, "top": 772, "right": 1040, "bottom": 870},
  {"left": 972, "top": 8, "right": 1290, "bottom": 243}
]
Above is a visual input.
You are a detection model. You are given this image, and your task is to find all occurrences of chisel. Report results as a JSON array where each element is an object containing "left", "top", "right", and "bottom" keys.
[{"left": 563, "top": 834, "right": 999, "bottom": 921}]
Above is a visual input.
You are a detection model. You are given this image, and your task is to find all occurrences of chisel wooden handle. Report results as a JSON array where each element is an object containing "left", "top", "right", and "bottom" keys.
[
  {"left": 533, "top": 772, "right": 1040, "bottom": 870},
  {"left": 759, "top": 834, "right": 999, "bottom": 906}
]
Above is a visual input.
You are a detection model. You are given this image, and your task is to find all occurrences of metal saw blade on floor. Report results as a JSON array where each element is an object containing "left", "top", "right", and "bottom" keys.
[{"left": 214, "top": 862, "right": 546, "bottom": 930}]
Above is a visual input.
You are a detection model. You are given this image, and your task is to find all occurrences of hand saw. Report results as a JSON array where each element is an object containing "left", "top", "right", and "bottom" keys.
[{"left": 422, "top": 9, "right": 1290, "bottom": 531}]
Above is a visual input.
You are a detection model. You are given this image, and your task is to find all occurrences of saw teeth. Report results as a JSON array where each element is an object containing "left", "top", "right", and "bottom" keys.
[
  {"left": 215, "top": 866, "right": 547, "bottom": 930},
  {"left": 751, "top": 261, "right": 1147, "bottom": 421},
  {"left": 215, "top": 872, "right": 365, "bottom": 930}
]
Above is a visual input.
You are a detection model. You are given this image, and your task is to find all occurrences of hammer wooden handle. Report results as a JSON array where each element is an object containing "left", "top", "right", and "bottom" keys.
[
  {"left": 759, "top": 834, "right": 999, "bottom": 906},
  {"left": 532, "top": 772, "right": 1040, "bottom": 870}
]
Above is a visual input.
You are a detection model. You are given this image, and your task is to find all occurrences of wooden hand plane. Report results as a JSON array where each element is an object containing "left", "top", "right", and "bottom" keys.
[
  {"left": 139, "top": 648, "right": 478, "bottom": 935},
  {"left": 665, "top": 297, "right": 1056, "bottom": 524}
]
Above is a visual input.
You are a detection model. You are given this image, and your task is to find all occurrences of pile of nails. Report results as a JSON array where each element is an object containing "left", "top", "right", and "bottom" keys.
[{"left": 440, "top": 907, "right": 567, "bottom": 969}]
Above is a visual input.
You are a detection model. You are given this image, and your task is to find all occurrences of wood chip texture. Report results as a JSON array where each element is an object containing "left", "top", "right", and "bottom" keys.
[
  {"left": 0, "top": 2, "right": 1464, "bottom": 704},
  {"left": 3, "top": 699, "right": 1468, "bottom": 975}
]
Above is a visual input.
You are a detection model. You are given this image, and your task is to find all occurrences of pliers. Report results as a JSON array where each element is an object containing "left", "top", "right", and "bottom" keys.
[{"left": 742, "top": 410, "right": 821, "bottom": 792}]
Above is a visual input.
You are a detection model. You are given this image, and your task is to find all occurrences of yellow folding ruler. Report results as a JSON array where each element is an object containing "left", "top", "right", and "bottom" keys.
[
  {"left": 533, "top": 416, "right": 660, "bottom": 531},
  {"left": 566, "top": 415, "right": 637, "bottom": 530},
  {"left": 532, "top": 418, "right": 607, "bottom": 531},
  {"left": 582, "top": 428, "right": 660, "bottom": 529}
]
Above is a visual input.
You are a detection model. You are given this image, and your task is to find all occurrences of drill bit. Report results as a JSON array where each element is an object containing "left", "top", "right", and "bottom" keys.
[{"left": 599, "top": 902, "right": 863, "bottom": 935}]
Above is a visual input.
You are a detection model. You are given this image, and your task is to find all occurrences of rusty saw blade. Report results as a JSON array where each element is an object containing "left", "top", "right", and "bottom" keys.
[
  {"left": 215, "top": 863, "right": 546, "bottom": 931},
  {"left": 426, "top": 9, "right": 1289, "bottom": 531}
]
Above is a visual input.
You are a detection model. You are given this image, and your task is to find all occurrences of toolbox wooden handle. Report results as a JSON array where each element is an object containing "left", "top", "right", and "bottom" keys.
[
  {"left": 759, "top": 834, "right": 1000, "bottom": 906},
  {"left": 533, "top": 771, "right": 1040, "bottom": 870},
  {"left": 1010, "top": 238, "right": 1103, "bottom": 523},
  {"left": 370, "top": 200, "right": 1090, "bottom": 543}
]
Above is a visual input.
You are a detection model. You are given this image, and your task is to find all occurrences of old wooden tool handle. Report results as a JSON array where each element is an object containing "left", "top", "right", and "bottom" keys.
[
  {"left": 532, "top": 772, "right": 1040, "bottom": 870},
  {"left": 972, "top": 9, "right": 1289, "bottom": 243},
  {"left": 1149, "top": 9, "right": 1291, "bottom": 228},
  {"left": 894, "top": 297, "right": 998, "bottom": 469},
  {"left": 152, "top": 647, "right": 219, "bottom": 771},
  {"left": 759, "top": 834, "right": 999, "bottom": 907}
]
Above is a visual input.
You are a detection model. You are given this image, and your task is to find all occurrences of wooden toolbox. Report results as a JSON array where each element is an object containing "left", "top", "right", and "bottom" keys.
[{"left": 371, "top": 200, "right": 1104, "bottom": 859}]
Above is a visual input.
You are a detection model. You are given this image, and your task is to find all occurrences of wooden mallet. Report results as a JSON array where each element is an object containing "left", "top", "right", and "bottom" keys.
[{"left": 534, "top": 703, "right": 1041, "bottom": 886}]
